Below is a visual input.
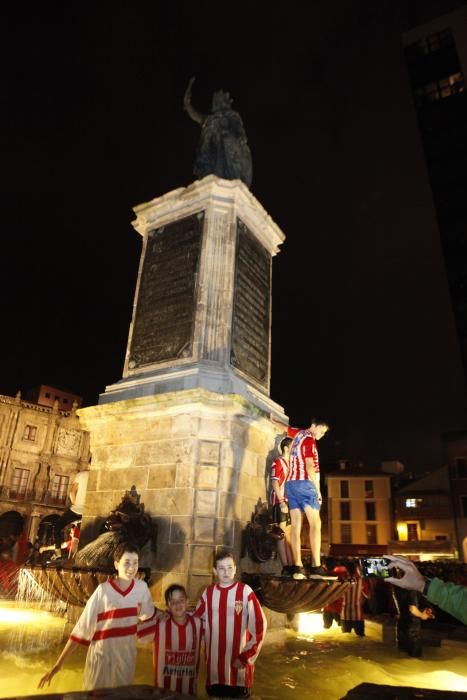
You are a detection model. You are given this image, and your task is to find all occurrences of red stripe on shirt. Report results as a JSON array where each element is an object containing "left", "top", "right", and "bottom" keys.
[
  {"left": 176, "top": 620, "right": 187, "bottom": 694},
  {"left": 153, "top": 618, "right": 161, "bottom": 687},
  {"left": 164, "top": 616, "right": 172, "bottom": 690},
  {"left": 217, "top": 587, "right": 228, "bottom": 685},
  {"left": 92, "top": 624, "right": 137, "bottom": 641},
  {"left": 231, "top": 582, "right": 244, "bottom": 686},
  {"left": 69, "top": 634, "right": 90, "bottom": 647},
  {"left": 97, "top": 606, "right": 138, "bottom": 622},
  {"left": 205, "top": 587, "right": 213, "bottom": 687}
]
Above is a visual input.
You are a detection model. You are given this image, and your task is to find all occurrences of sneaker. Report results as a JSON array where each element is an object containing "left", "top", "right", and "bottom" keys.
[
  {"left": 308, "top": 565, "right": 328, "bottom": 578},
  {"left": 291, "top": 566, "right": 306, "bottom": 580}
]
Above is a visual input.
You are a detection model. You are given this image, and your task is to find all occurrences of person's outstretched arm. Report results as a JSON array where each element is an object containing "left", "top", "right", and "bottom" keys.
[
  {"left": 385, "top": 555, "right": 467, "bottom": 626},
  {"left": 38, "top": 638, "right": 78, "bottom": 688},
  {"left": 183, "top": 76, "right": 204, "bottom": 125}
]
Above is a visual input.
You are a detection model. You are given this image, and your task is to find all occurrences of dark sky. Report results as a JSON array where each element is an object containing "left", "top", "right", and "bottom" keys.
[{"left": 2, "top": 1, "right": 467, "bottom": 473}]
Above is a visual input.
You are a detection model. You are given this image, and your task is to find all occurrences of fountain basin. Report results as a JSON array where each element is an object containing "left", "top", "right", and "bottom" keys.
[
  {"left": 21, "top": 564, "right": 151, "bottom": 607},
  {"left": 242, "top": 573, "right": 350, "bottom": 614}
]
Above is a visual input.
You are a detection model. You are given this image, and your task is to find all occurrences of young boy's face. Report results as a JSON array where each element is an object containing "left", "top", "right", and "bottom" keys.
[
  {"left": 167, "top": 589, "right": 188, "bottom": 621},
  {"left": 214, "top": 556, "right": 236, "bottom": 587},
  {"left": 114, "top": 551, "right": 139, "bottom": 581}
]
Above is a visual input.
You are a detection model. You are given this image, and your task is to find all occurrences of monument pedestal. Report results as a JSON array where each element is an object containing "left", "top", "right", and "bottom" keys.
[
  {"left": 78, "top": 176, "right": 287, "bottom": 604},
  {"left": 78, "top": 388, "right": 281, "bottom": 603}
]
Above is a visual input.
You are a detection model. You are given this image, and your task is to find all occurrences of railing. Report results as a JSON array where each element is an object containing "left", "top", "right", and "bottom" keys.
[{"left": 0, "top": 485, "right": 67, "bottom": 507}]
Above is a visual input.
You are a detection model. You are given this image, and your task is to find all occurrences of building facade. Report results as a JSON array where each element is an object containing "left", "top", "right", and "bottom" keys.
[
  {"left": 402, "top": 8, "right": 467, "bottom": 379},
  {"left": 326, "top": 466, "right": 392, "bottom": 557},
  {"left": 390, "top": 466, "right": 457, "bottom": 560},
  {"left": 0, "top": 391, "right": 90, "bottom": 544}
]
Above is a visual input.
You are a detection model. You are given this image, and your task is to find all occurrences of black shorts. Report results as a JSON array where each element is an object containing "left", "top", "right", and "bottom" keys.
[{"left": 272, "top": 503, "right": 291, "bottom": 526}]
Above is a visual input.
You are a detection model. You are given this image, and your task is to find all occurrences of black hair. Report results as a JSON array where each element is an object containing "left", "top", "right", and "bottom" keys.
[
  {"left": 310, "top": 417, "right": 330, "bottom": 430},
  {"left": 165, "top": 584, "right": 187, "bottom": 604},
  {"left": 113, "top": 541, "right": 139, "bottom": 563},
  {"left": 279, "top": 437, "right": 292, "bottom": 454},
  {"left": 213, "top": 548, "right": 236, "bottom": 566}
]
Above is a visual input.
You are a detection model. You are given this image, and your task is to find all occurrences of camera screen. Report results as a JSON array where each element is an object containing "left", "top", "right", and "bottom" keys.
[{"left": 361, "top": 557, "right": 390, "bottom": 577}]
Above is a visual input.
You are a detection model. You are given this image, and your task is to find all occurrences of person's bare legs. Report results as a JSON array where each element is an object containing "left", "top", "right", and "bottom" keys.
[
  {"left": 277, "top": 530, "right": 288, "bottom": 567},
  {"left": 304, "top": 506, "right": 321, "bottom": 567},
  {"left": 284, "top": 524, "right": 293, "bottom": 565},
  {"left": 289, "top": 508, "right": 303, "bottom": 566}
]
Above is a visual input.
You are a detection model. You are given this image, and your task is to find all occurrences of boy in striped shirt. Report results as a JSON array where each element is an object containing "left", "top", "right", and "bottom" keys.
[
  {"left": 138, "top": 584, "right": 202, "bottom": 696},
  {"left": 194, "top": 549, "right": 267, "bottom": 699},
  {"left": 38, "top": 542, "right": 155, "bottom": 690},
  {"left": 286, "top": 418, "right": 330, "bottom": 579}
]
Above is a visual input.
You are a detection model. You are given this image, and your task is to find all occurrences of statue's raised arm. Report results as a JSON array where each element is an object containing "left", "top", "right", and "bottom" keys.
[
  {"left": 183, "top": 77, "right": 205, "bottom": 125},
  {"left": 184, "top": 78, "right": 252, "bottom": 188}
]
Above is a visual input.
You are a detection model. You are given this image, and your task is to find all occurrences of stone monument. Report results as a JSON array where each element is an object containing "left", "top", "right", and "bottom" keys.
[{"left": 77, "top": 100, "right": 287, "bottom": 605}]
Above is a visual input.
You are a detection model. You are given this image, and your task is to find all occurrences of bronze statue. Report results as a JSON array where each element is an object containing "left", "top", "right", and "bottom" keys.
[{"left": 184, "top": 77, "right": 252, "bottom": 187}]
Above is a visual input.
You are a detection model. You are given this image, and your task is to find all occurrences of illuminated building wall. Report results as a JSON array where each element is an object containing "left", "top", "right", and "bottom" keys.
[
  {"left": 326, "top": 468, "right": 392, "bottom": 556},
  {"left": 391, "top": 466, "right": 457, "bottom": 560},
  {"left": 0, "top": 391, "right": 90, "bottom": 543},
  {"left": 402, "top": 8, "right": 467, "bottom": 381}
]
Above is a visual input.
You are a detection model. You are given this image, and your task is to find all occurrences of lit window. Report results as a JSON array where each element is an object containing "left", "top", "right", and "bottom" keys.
[
  {"left": 367, "top": 524, "right": 377, "bottom": 545},
  {"left": 11, "top": 467, "right": 29, "bottom": 499},
  {"left": 51, "top": 474, "right": 70, "bottom": 504},
  {"left": 366, "top": 502, "right": 376, "bottom": 521},
  {"left": 416, "top": 72, "right": 465, "bottom": 105},
  {"left": 407, "top": 523, "right": 418, "bottom": 541},
  {"left": 405, "top": 498, "right": 423, "bottom": 508},
  {"left": 340, "top": 480, "right": 349, "bottom": 498},
  {"left": 341, "top": 524, "right": 352, "bottom": 544},
  {"left": 340, "top": 501, "right": 351, "bottom": 520},
  {"left": 23, "top": 425, "right": 37, "bottom": 441}
]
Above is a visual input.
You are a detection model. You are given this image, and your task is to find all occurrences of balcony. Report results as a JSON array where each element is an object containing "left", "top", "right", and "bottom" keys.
[{"left": 0, "top": 485, "right": 67, "bottom": 507}]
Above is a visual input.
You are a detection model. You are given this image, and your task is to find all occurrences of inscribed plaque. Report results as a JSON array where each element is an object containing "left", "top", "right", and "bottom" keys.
[
  {"left": 129, "top": 213, "right": 204, "bottom": 367},
  {"left": 231, "top": 220, "right": 271, "bottom": 386}
]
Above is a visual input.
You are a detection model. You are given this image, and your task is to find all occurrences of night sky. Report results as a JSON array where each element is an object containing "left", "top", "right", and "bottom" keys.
[{"left": 2, "top": 1, "right": 467, "bottom": 473}]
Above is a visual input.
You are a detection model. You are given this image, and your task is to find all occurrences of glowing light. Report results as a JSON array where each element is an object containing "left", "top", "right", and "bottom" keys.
[
  {"left": 396, "top": 522, "right": 408, "bottom": 540},
  {"left": 0, "top": 606, "right": 49, "bottom": 625},
  {"left": 297, "top": 612, "right": 324, "bottom": 635}
]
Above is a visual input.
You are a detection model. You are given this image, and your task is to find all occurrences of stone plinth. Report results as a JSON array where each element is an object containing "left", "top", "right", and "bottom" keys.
[
  {"left": 78, "top": 388, "right": 281, "bottom": 605},
  {"left": 101, "top": 175, "right": 286, "bottom": 421}
]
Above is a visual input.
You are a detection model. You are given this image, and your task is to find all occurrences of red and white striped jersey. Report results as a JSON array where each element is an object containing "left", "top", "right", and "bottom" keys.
[
  {"left": 286, "top": 428, "right": 320, "bottom": 481},
  {"left": 270, "top": 457, "right": 288, "bottom": 506},
  {"left": 340, "top": 577, "right": 370, "bottom": 621},
  {"left": 194, "top": 582, "right": 267, "bottom": 689},
  {"left": 70, "top": 578, "right": 154, "bottom": 690},
  {"left": 138, "top": 613, "right": 202, "bottom": 696}
]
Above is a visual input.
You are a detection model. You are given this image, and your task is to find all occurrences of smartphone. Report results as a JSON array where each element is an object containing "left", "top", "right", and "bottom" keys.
[{"left": 360, "top": 557, "right": 392, "bottom": 578}]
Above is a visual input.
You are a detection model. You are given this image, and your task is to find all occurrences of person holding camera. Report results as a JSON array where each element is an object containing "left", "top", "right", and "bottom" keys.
[{"left": 385, "top": 555, "right": 467, "bottom": 627}]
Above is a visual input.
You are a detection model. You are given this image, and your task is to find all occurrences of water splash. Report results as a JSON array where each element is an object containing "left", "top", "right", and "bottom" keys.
[{"left": 2, "top": 568, "right": 69, "bottom": 654}]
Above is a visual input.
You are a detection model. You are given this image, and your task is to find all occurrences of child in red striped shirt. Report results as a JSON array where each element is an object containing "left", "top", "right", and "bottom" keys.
[
  {"left": 38, "top": 542, "right": 155, "bottom": 691},
  {"left": 194, "top": 549, "right": 267, "bottom": 699},
  {"left": 138, "top": 584, "right": 202, "bottom": 696}
]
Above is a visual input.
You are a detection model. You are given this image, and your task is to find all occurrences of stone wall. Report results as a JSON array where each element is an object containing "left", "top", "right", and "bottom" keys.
[{"left": 78, "top": 388, "right": 280, "bottom": 605}]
